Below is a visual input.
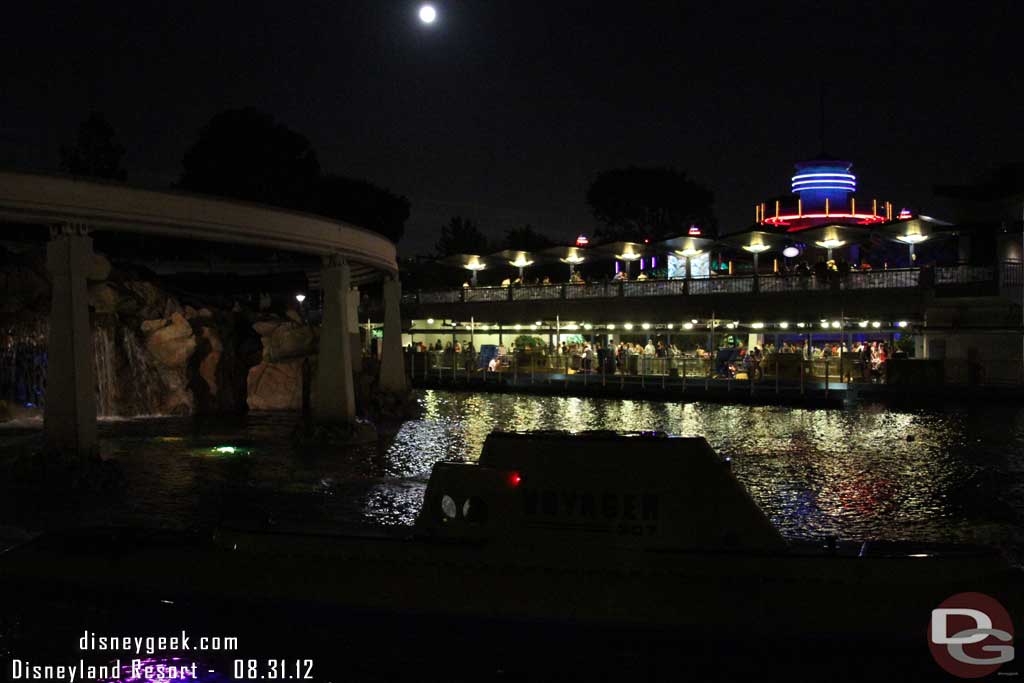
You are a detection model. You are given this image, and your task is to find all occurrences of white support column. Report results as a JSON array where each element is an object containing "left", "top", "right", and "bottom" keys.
[
  {"left": 44, "top": 223, "right": 97, "bottom": 456},
  {"left": 379, "top": 275, "right": 407, "bottom": 393},
  {"left": 313, "top": 255, "right": 356, "bottom": 422}
]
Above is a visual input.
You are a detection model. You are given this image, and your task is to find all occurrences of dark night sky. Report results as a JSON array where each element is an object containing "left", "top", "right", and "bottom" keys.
[{"left": 2, "top": 1, "right": 1023, "bottom": 255}]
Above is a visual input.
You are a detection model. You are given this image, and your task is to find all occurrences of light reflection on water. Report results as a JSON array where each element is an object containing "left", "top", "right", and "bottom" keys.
[{"left": 1, "top": 390, "right": 1023, "bottom": 564}]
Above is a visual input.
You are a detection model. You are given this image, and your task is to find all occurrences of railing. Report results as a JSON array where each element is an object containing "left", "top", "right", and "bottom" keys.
[
  {"left": 842, "top": 268, "right": 919, "bottom": 289},
  {"left": 935, "top": 265, "right": 995, "bottom": 285},
  {"left": 622, "top": 279, "right": 687, "bottom": 297},
  {"left": 511, "top": 284, "right": 563, "bottom": 301},
  {"left": 464, "top": 286, "right": 509, "bottom": 303},
  {"left": 688, "top": 277, "right": 755, "bottom": 295},
  {"left": 759, "top": 276, "right": 831, "bottom": 293},
  {"left": 405, "top": 265, "right": 1012, "bottom": 305},
  {"left": 565, "top": 282, "right": 611, "bottom": 299}
]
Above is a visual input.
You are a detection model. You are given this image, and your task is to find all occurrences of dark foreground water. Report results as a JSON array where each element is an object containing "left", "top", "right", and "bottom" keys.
[{"left": 2, "top": 390, "right": 1024, "bottom": 565}]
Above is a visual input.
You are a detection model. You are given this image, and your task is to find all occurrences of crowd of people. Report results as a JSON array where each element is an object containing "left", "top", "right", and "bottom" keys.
[{"left": 408, "top": 336, "right": 897, "bottom": 383}]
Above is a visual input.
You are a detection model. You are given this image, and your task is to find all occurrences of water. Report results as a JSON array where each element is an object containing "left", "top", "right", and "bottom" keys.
[{"left": 1, "top": 390, "right": 1023, "bottom": 565}]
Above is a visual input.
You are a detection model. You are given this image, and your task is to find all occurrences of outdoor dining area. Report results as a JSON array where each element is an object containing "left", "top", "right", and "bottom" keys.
[{"left": 429, "top": 217, "right": 958, "bottom": 296}]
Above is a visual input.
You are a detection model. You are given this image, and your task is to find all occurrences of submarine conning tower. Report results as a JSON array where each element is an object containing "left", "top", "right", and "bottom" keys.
[{"left": 416, "top": 431, "right": 785, "bottom": 552}]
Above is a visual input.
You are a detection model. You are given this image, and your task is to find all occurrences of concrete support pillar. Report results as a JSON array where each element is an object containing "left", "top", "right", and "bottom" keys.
[
  {"left": 44, "top": 224, "right": 97, "bottom": 456},
  {"left": 379, "top": 275, "right": 407, "bottom": 393},
  {"left": 313, "top": 255, "right": 356, "bottom": 422}
]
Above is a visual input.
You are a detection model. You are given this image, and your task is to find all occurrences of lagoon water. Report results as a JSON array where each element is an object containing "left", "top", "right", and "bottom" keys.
[{"left": 1, "top": 390, "right": 1023, "bottom": 565}]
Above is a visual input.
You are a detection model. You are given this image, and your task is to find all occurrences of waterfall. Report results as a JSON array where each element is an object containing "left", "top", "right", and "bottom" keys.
[
  {"left": 2, "top": 317, "right": 172, "bottom": 417},
  {"left": 0, "top": 318, "right": 47, "bottom": 409}
]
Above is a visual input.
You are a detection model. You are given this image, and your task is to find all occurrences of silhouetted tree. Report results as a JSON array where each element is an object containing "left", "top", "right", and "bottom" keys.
[
  {"left": 59, "top": 112, "right": 127, "bottom": 180},
  {"left": 586, "top": 167, "right": 716, "bottom": 241},
  {"left": 176, "top": 107, "right": 320, "bottom": 211},
  {"left": 315, "top": 174, "right": 411, "bottom": 244},
  {"left": 435, "top": 217, "right": 490, "bottom": 257},
  {"left": 501, "top": 224, "right": 555, "bottom": 250}
]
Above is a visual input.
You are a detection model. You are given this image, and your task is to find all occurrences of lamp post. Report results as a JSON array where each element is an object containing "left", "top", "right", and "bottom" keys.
[
  {"left": 815, "top": 238, "right": 846, "bottom": 261},
  {"left": 560, "top": 254, "right": 585, "bottom": 280},
  {"left": 464, "top": 260, "right": 486, "bottom": 286},
  {"left": 509, "top": 256, "right": 533, "bottom": 282},
  {"left": 674, "top": 247, "right": 702, "bottom": 280},
  {"left": 616, "top": 252, "right": 640, "bottom": 278},
  {"left": 742, "top": 243, "right": 771, "bottom": 276},
  {"left": 896, "top": 232, "right": 927, "bottom": 265}
]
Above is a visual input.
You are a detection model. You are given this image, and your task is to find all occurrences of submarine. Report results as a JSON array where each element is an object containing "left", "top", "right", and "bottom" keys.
[{"left": 1, "top": 431, "right": 1020, "bottom": 679}]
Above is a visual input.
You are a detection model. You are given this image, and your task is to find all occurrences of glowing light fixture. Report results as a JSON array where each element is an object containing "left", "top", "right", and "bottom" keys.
[
  {"left": 426, "top": 318, "right": 434, "bottom": 324},
  {"left": 897, "top": 321, "right": 908, "bottom": 328},
  {"left": 295, "top": 293, "right": 306, "bottom": 304},
  {"left": 858, "top": 321, "right": 868, "bottom": 328},
  {"left": 751, "top": 322, "right": 764, "bottom": 329},
  {"left": 683, "top": 322, "right": 693, "bottom": 330},
  {"left": 742, "top": 243, "right": 771, "bottom": 254},
  {"left": 616, "top": 252, "right": 641, "bottom": 261},
  {"left": 666, "top": 323, "right": 673, "bottom": 329},
  {"left": 675, "top": 247, "right": 703, "bottom": 258},
  {"left": 797, "top": 322, "right": 806, "bottom": 329},
  {"left": 561, "top": 254, "right": 586, "bottom": 265},
  {"left": 530, "top": 324, "right": 538, "bottom": 330},
  {"left": 831, "top": 321, "right": 841, "bottom": 329},
  {"left": 607, "top": 324, "right": 616, "bottom": 330},
  {"left": 896, "top": 233, "right": 928, "bottom": 245},
  {"left": 821, "top": 322, "right": 830, "bottom": 329},
  {"left": 779, "top": 322, "right": 789, "bottom": 329},
  {"left": 514, "top": 324, "right": 521, "bottom": 330},
  {"left": 815, "top": 238, "right": 846, "bottom": 250},
  {"left": 623, "top": 323, "right": 634, "bottom": 330},
  {"left": 871, "top": 321, "right": 881, "bottom": 328},
  {"left": 642, "top": 323, "right": 651, "bottom": 330},
  {"left": 782, "top": 246, "right": 799, "bottom": 258},
  {"left": 510, "top": 257, "right": 534, "bottom": 269},
  {"left": 534, "top": 321, "right": 542, "bottom": 326},
  {"left": 583, "top": 323, "right": 593, "bottom": 330}
]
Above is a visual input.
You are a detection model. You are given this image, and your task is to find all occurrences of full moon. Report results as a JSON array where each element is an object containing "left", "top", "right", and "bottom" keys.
[{"left": 418, "top": 4, "right": 437, "bottom": 24}]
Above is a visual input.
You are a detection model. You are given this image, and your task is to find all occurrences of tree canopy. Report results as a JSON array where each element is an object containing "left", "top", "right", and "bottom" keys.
[
  {"left": 585, "top": 167, "right": 716, "bottom": 241},
  {"left": 177, "top": 107, "right": 320, "bottom": 210},
  {"left": 501, "top": 224, "right": 555, "bottom": 251},
  {"left": 315, "top": 174, "right": 411, "bottom": 244},
  {"left": 176, "top": 107, "right": 410, "bottom": 243},
  {"left": 435, "top": 217, "right": 490, "bottom": 257},
  {"left": 59, "top": 112, "right": 127, "bottom": 181}
]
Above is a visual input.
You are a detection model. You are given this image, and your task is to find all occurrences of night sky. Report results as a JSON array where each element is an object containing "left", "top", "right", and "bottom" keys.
[{"left": 2, "top": 1, "right": 1022, "bottom": 255}]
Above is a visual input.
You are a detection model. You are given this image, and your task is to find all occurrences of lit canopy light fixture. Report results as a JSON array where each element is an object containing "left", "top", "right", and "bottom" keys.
[
  {"left": 666, "top": 323, "right": 674, "bottom": 329},
  {"left": 742, "top": 243, "right": 771, "bottom": 254},
  {"left": 779, "top": 322, "right": 789, "bottom": 329},
  {"left": 623, "top": 323, "right": 634, "bottom": 330},
  {"left": 726, "top": 322, "right": 737, "bottom": 329},
  {"left": 782, "top": 246, "right": 800, "bottom": 259},
  {"left": 675, "top": 247, "right": 703, "bottom": 258},
  {"left": 534, "top": 321, "right": 542, "bottom": 326},
  {"left": 426, "top": 318, "right": 434, "bottom": 324},
  {"left": 607, "top": 323, "right": 616, "bottom": 330},
  {"left": 464, "top": 258, "right": 487, "bottom": 285},
  {"left": 510, "top": 256, "right": 534, "bottom": 269},
  {"left": 295, "top": 293, "right": 306, "bottom": 303},
  {"left": 642, "top": 323, "right": 651, "bottom": 330},
  {"left": 872, "top": 321, "right": 881, "bottom": 328},
  {"left": 859, "top": 321, "right": 868, "bottom": 328},
  {"left": 514, "top": 324, "right": 521, "bottom": 330},
  {"left": 561, "top": 254, "right": 586, "bottom": 265},
  {"left": 691, "top": 319, "right": 699, "bottom": 324},
  {"left": 897, "top": 321, "right": 908, "bottom": 328},
  {"left": 797, "top": 322, "right": 806, "bottom": 329},
  {"left": 683, "top": 322, "right": 694, "bottom": 330},
  {"left": 616, "top": 251, "right": 641, "bottom": 261},
  {"left": 751, "top": 322, "right": 765, "bottom": 329},
  {"left": 583, "top": 323, "right": 593, "bottom": 330},
  {"left": 821, "top": 322, "right": 830, "bottom": 329},
  {"left": 530, "top": 324, "right": 538, "bottom": 330},
  {"left": 831, "top": 321, "right": 841, "bottom": 329},
  {"left": 815, "top": 237, "right": 846, "bottom": 259},
  {"left": 896, "top": 233, "right": 928, "bottom": 244}
]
